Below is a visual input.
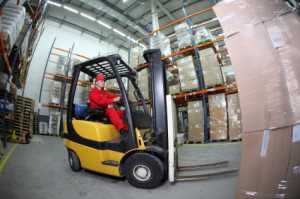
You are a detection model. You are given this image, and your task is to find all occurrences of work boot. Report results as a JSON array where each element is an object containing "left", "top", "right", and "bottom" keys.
[{"left": 120, "top": 129, "right": 128, "bottom": 151}]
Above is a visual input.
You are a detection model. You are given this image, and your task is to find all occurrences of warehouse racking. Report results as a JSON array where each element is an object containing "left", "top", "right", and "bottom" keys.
[
  {"left": 0, "top": 0, "right": 46, "bottom": 151},
  {"left": 37, "top": 39, "right": 91, "bottom": 137},
  {"left": 134, "top": 6, "right": 239, "bottom": 144}
]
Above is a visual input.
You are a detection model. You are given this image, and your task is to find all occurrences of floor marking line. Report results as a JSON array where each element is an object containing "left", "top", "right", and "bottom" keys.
[{"left": 0, "top": 144, "right": 18, "bottom": 173}]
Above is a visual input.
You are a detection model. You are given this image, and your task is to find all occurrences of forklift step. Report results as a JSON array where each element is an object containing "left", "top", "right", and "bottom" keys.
[
  {"left": 175, "top": 167, "right": 239, "bottom": 182},
  {"left": 177, "top": 160, "right": 229, "bottom": 171}
]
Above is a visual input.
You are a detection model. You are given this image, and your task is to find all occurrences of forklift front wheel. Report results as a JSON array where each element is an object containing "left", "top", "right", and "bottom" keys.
[
  {"left": 68, "top": 150, "right": 81, "bottom": 172},
  {"left": 125, "top": 153, "right": 164, "bottom": 189}
]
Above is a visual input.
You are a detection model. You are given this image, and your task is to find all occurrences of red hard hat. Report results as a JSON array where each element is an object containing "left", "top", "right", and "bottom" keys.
[{"left": 96, "top": 73, "right": 105, "bottom": 81}]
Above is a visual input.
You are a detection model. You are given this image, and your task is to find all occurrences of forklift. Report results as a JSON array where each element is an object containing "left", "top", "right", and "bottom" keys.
[{"left": 64, "top": 49, "right": 237, "bottom": 188}]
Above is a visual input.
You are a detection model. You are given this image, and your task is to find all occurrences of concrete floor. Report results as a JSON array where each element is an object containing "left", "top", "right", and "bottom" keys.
[{"left": 0, "top": 136, "right": 241, "bottom": 199}]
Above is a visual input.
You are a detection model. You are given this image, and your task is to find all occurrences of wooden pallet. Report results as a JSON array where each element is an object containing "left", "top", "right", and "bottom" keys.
[
  {"left": 185, "top": 140, "right": 203, "bottom": 144},
  {"left": 210, "top": 139, "right": 228, "bottom": 143},
  {"left": 229, "top": 138, "right": 242, "bottom": 142}
]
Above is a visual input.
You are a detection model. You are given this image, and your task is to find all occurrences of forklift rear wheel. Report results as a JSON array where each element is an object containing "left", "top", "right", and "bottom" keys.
[
  {"left": 68, "top": 150, "right": 81, "bottom": 172},
  {"left": 125, "top": 153, "right": 164, "bottom": 189}
]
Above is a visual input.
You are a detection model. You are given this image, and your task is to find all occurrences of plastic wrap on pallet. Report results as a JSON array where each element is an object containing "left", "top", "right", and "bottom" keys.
[
  {"left": 174, "top": 22, "right": 192, "bottom": 49},
  {"left": 227, "top": 94, "right": 241, "bottom": 140},
  {"left": 0, "top": 72, "right": 9, "bottom": 90},
  {"left": 200, "top": 47, "right": 224, "bottom": 88},
  {"left": 56, "top": 55, "right": 67, "bottom": 75},
  {"left": 49, "top": 81, "right": 62, "bottom": 104},
  {"left": 150, "top": 32, "right": 171, "bottom": 59},
  {"left": 167, "top": 68, "right": 181, "bottom": 94},
  {"left": 208, "top": 93, "right": 227, "bottom": 141},
  {"left": 222, "top": 65, "right": 236, "bottom": 85},
  {"left": 48, "top": 110, "right": 61, "bottom": 136},
  {"left": 176, "top": 55, "right": 199, "bottom": 92},
  {"left": 187, "top": 100, "right": 204, "bottom": 143},
  {"left": 194, "top": 27, "right": 213, "bottom": 44},
  {"left": 1, "top": 3, "right": 26, "bottom": 51},
  {"left": 130, "top": 46, "right": 145, "bottom": 69}
]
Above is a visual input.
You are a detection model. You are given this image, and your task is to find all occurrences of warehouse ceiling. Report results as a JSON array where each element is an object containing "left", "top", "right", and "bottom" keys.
[{"left": 46, "top": 0, "right": 221, "bottom": 49}]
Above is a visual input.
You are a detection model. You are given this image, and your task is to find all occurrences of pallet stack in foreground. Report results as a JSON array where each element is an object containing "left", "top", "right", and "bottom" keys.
[{"left": 13, "top": 96, "right": 34, "bottom": 143}]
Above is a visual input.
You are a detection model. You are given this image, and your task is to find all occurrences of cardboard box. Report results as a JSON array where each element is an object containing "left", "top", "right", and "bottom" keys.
[
  {"left": 177, "top": 56, "right": 199, "bottom": 91},
  {"left": 187, "top": 100, "right": 204, "bottom": 142},
  {"left": 208, "top": 94, "right": 227, "bottom": 141},
  {"left": 200, "top": 47, "right": 224, "bottom": 88},
  {"left": 227, "top": 94, "right": 242, "bottom": 140},
  {"left": 214, "top": 4, "right": 300, "bottom": 133},
  {"left": 237, "top": 126, "right": 300, "bottom": 199}
]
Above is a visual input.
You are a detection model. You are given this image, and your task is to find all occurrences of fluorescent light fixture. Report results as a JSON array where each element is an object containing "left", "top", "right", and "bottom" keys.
[
  {"left": 63, "top": 5, "right": 79, "bottom": 14},
  {"left": 47, "top": 0, "right": 62, "bottom": 7},
  {"left": 97, "top": 20, "right": 112, "bottom": 29},
  {"left": 127, "top": 36, "right": 138, "bottom": 43},
  {"left": 139, "top": 43, "right": 146, "bottom": 49},
  {"left": 122, "top": 0, "right": 128, "bottom": 2},
  {"left": 113, "top": 29, "right": 126, "bottom": 37},
  {"left": 80, "top": 13, "right": 96, "bottom": 21}
]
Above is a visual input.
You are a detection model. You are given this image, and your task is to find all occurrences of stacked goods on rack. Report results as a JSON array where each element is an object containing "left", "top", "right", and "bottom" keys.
[
  {"left": 1, "top": 2, "right": 26, "bottom": 51},
  {"left": 150, "top": 32, "right": 171, "bottom": 59},
  {"left": 227, "top": 94, "right": 241, "bottom": 141},
  {"left": 48, "top": 110, "right": 60, "bottom": 136},
  {"left": 174, "top": 22, "right": 192, "bottom": 49},
  {"left": 49, "top": 81, "right": 61, "bottom": 104},
  {"left": 137, "top": 69, "right": 150, "bottom": 100},
  {"left": 13, "top": 96, "right": 34, "bottom": 143},
  {"left": 194, "top": 27, "right": 213, "bottom": 44},
  {"left": 176, "top": 55, "right": 199, "bottom": 92},
  {"left": 199, "top": 47, "right": 224, "bottom": 88},
  {"left": 166, "top": 66, "right": 181, "bottom": 95},
  {"left": 130, "top": 46, "right": 144, "bottom": 68},
  {"left": 214, "top": 1, "right": 300, "bottom": 197},
  {"left": 187, "top": 100, "right": 204, "bottom": 143},
  {"left": 222, "top": 65, "right": 236, "bottom": 85},
  {"left": 208, "top": 93, "right": 227, "bottom": 141},
  {"left": 56, "top": 55, "right": 67, "bottom": 75}
]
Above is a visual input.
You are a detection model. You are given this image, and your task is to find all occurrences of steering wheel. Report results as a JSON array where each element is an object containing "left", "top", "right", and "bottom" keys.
[{"left": 112, "top": 97, "right": 125, "bottom": 109}]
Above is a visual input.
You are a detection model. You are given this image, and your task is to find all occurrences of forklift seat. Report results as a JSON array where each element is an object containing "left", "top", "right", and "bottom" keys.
[{"left": 74, "top": 104, "right": 111, "bottom": 124}]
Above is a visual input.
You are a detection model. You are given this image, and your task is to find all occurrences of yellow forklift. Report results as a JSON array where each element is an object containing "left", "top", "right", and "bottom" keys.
[
  {"left": 64, "top": 49, "right": 237, "bottom": 189},
  {"left": 64, "top": 49, "right": 170, "bottom": 188}
]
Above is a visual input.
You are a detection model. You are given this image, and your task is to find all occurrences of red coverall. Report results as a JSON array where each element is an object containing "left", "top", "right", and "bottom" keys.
[{"left": 89, "top": 88, "right": 127, "bottom": 131}]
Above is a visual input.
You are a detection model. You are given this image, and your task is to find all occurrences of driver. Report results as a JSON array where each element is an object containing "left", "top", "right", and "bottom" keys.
[{"left": 89, "top": 73, "right": 128, "bottom": 142}]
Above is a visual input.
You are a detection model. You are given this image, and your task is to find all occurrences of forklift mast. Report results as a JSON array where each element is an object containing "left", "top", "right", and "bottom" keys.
[{"left": 143, "top": 49, "right": 168, "bottom": 151}]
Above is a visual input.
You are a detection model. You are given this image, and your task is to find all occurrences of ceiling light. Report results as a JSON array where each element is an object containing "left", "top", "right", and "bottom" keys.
[
  {"left": 47, "top": 0, "right": 62, "bottom": 7},
  {"left": 113, "top": 29, "right": 126, "bottom": 37},
  {"left": 63, "top": 5, "right": 79, "bottom": 14},
  {"left": 97, "top": 20, "right": 112, "bottom": 29},
  {"left": 80, "top": 13, "right": 96, "bottom": 21},
  {"left": 139, "top": 43, "right": 146, "bottom": 49},
  {"left": 127, "top": 36, "right": 138, "bottom": 43},
  {"left": 122, "top": 0, "right": 128, "bottom": 2}
]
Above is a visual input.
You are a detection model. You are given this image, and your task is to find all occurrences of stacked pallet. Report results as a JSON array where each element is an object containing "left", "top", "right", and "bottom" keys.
[{"left": 13, "top": 96, "right": 35, "bottom": 143}]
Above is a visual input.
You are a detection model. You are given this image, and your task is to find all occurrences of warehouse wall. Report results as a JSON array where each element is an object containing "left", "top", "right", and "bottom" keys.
[{"left": 24, "top": 19, "right": 129, "bottom": 111}]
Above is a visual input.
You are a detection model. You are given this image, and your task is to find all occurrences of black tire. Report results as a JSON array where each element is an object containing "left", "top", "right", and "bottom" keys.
[
  {"left": 68, "top": 150, "right": 81, "bottom": 172},
  {"left": 125, "top": 153, "right": 164, "bottom": 189}
]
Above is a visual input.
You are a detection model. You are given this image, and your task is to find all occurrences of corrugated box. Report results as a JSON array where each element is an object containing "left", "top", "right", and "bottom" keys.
[
  {"left": 208, "top": 94, "right": 227, "bottom": 141},
  {"left": 227, "top": 94, "right": 242, "bottom": 140},
  {"left": 176, "top": 55, "right": 199, "bottom": 91},
  {"left": 187, "top": 100, "right": 204, "bottom": 142},
  {"left": 200, "top": 47, "right": 224, "bottom": 88},
  {"left": 237, "top": 126, "right": 300, "bottom": 199},
  {"left": 214, "top": 3, "right": 300, "bottom": 133}
]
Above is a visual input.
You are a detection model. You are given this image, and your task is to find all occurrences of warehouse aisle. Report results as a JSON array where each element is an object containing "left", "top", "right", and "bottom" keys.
[{"left": 0, "top": 136, "right": 240, "bottom": 199}]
